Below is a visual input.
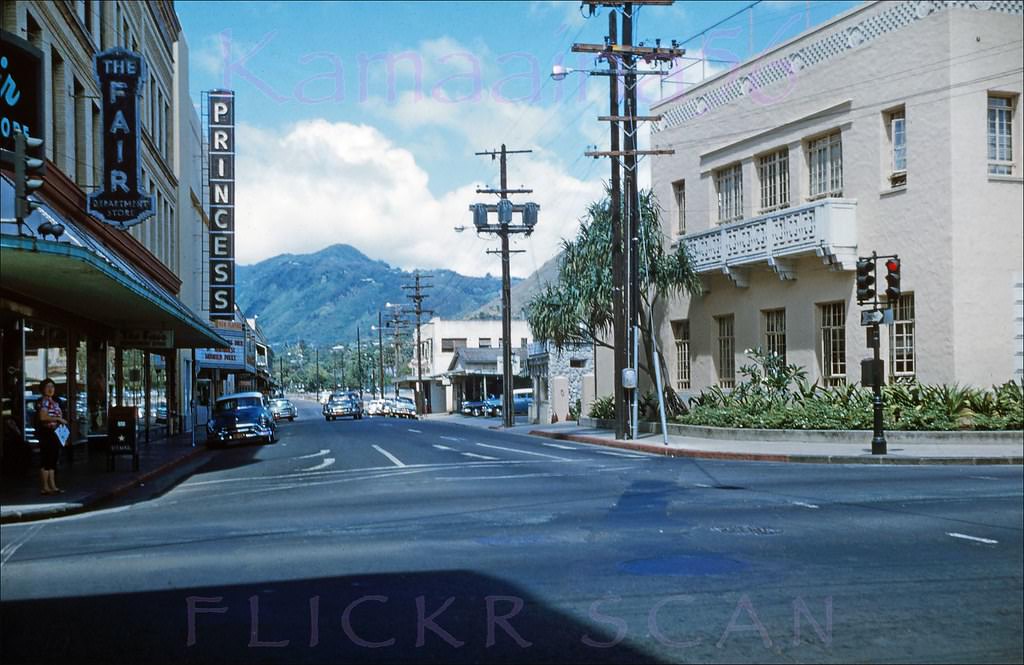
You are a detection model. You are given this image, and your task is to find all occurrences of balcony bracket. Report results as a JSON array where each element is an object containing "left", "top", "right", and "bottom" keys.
[
  {"left": 721, "top": 265, "right": 749, "bottom": 288},
  {"left": 816, "top": 245, "right": 857, "bottom": 272},
  {"left": 768, "top": 257, "right": 796, "bottom": 281}
]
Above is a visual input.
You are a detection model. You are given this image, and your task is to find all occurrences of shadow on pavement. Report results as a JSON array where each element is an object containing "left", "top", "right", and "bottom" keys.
[{"left": 0, "top": 570, "right": 662, "bottom": 664}]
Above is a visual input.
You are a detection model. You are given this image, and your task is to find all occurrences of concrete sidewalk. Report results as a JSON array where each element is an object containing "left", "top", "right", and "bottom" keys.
[
  {"left": 1, "top": 433, "right": 210, "bottom": 524},
  {"left": 527, "top": 423, "right": 1024, "bottom": 465}
]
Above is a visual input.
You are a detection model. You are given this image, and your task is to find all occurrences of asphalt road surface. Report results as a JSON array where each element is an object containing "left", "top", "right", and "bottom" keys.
[{"left": 2, "top": 398, "right": 1021, "bottom": 664}]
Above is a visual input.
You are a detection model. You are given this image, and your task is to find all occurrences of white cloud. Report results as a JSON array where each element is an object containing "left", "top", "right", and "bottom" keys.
[{"left": 234, "top": 120, "right": 602, "bottom": 278}]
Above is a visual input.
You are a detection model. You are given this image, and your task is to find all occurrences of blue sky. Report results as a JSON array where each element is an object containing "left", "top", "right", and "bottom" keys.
[{"left": 176, "top": 0, "right": 861, "bottom": 276}]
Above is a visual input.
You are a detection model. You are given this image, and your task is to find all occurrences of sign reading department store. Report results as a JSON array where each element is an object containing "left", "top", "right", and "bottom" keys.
[{"left": 87, "top": 48, "right": 154, "bottom": 228}]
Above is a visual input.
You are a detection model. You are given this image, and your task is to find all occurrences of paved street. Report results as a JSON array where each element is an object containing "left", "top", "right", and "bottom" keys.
[{"left": 2, "top": 398, "right": 1021, "bottom": 664}]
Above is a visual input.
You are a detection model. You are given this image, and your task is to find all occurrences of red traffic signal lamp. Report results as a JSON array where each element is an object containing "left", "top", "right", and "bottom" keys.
[
  {"left": 856, "top": 257, "right": 876, "bottom": 304},
  {"left": 885, "top": 257, "right": 901, "bottom": 301}
]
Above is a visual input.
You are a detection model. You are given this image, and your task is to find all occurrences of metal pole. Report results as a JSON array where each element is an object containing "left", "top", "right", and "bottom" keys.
[
  {"left": 608, "top": 9, "right": 627, "bottom": 441},
  {"left": 872, "top": 324, "right": 887, "bottom": 454},
  {"left": 315, "top": 347, "right": 320, "bottom": 401}
]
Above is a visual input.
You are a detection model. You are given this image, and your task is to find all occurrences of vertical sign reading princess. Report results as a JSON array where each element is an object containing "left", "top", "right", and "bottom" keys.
[
  {"left": 208, "top": 90, "right": 235, "bottom": 320},
  {"left": 87, "top": 48, "right": 154, "bottom": 227}
]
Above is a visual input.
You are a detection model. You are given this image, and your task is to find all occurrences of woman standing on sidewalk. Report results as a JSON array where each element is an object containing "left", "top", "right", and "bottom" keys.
[{"left": 36, "top": 378, "right": 67, "bottom": 495}]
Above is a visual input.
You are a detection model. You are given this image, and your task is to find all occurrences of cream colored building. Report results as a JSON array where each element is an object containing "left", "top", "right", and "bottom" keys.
[
  {"left": 416, "top": 317, "right": 532, "bottom": 412},
  {"left": 649, "top": 0, "right": 1023, "bottom": 396},
  {"left": 3, "top": 1, "right": 216, "bottom": 431}
]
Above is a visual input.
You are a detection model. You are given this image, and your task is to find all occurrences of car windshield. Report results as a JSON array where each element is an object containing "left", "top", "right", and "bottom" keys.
[{"left": 215, "top": 397, "right": 262, "bottom": 413}]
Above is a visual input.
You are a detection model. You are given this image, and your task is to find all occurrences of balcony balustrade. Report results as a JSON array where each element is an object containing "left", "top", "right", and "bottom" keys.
[{"left": 682, "top": 198, "right": 857, "bottom": 287}]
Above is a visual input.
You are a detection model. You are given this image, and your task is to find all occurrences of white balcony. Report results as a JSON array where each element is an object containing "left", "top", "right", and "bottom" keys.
[{"left": 682, "top": 198, "right": 857, "bottom": 287}]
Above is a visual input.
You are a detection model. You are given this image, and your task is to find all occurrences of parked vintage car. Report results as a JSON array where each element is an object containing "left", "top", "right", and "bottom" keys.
[
  {"left": 461, "top": 395, "right": 493, "bottom": 417},
  {"left": 391, "top": 396, "right": 417, "bottom": 419},
  {"left": 323, "top": 393, "right": 363, "bottom": 421},
  {"left": 487, "top": 390, "right": 534, "bottom": 417},
  {"left": 366, "top": 399, "right": 386, "bottom": 416},
  {"left": 269, "top": 398, "right": 296, "bottom": 421},
  {"left": 206, "top": 392, "right": 277, "bottom": 447}
]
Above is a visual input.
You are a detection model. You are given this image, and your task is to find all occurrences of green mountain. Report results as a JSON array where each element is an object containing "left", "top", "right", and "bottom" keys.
[{"left": 236, "top": 244, "right": 515, "bottom": 348}]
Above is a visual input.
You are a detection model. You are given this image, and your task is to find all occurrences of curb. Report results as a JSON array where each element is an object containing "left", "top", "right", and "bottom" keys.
[
  {"left": 0, "top": 445, "right": 211, "bottom": 525},
  {"left": 529, "top": 430, "right": 1024, "bottom": 466}
]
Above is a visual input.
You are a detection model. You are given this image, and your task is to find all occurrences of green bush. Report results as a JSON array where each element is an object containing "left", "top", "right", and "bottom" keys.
[
  {"left": 568, "top": 397, "right": 582, "bottom": 421},
  {"left": 674, "top": 348, "right": 1023, "bottom": 431},
  {"left": 589, "top": 395, "right": 615, "bottom": 420}
]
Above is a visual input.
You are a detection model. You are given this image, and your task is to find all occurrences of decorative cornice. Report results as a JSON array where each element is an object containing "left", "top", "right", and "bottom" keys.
[{"left": 653, "top": 0, "right": 1024, "bottom": 134}]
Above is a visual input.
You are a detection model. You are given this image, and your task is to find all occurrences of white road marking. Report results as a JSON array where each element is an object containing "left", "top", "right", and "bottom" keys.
[
  {"left": 476, "top": 442, "right": 570, "bottom": 461},
  {"left": 968, "top": 475, "right": 1000, "bottom": 481},
  {"left": 947, "top": 532, "right": 998, "bottom": 545},
  {"left": 408, "top": 428, "right": 422, "bottom": 434},
  {"left": 591, "top": 449, "right": 646, "bottom": 458},
  {"left": 297, "top": 449, "right": 330, "bottom": 460},
  {"left": 433, "top": 444, "right": 455, "bottom": 451},
  {"left": 462, "top": 452, "right": 499, "bottom": 460},
  {"left": 1, "top": 523, "right": 45, "bottom": 566},
  {"left": 372, "top": 444, "right": 406, "bottom": 467},
  {"left": 438, "top": 473, "right": 560, "bottom": 481},
  {"left": 541, "top": 442, "right": 578, "bottom": 451},
  {"left": 439, "top": 436, "right": 464, "bottom": 442},
  {"left": 694, "top": 483, "right": 713, "bottom": 488},
  {"left": 791, "top": 501, "right": 820, "bottom": 509},
  {"left": 302, "top": 457, "right": 336, "bottom": 472}
]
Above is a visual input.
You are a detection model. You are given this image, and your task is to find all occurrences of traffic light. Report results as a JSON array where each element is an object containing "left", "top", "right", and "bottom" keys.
[
  {"left": 14, "top": 129, "right": 45, "bottom": 222},
  {"left": 885, "top": 257, "right": 901, "bottom": 301},
  {"left": 856, "top": 257, "right": 876, "bottom": 304}
]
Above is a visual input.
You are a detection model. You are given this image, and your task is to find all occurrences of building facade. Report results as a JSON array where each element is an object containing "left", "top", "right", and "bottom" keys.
[
  {"left": 1, "top": 1, "right": 230, "bottom": 465},
  {"left": 413, "top": 317, "right": 532, "bottom": 413},
  {"left": 649, "top": 0, "right": 1023, "bottom": 398}
]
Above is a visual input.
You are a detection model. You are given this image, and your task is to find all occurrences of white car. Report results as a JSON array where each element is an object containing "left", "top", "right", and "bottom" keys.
[
  {"left": 366, "top": 399, "right": 386, "bottom": 416},
  {"left": 391, "top": 397, "right": 417, "bottom": 419}
]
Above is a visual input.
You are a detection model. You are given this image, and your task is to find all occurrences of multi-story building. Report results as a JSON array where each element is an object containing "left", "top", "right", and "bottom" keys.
[
  {"left": 650, "top": 0, "right": 1023, "bottom": 397},
  {"left": 1, "top": 1, "right": 227, "bottom": 459}
]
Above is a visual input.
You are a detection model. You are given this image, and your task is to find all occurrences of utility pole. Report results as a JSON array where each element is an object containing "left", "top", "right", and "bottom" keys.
[
  {"left": 378, "top": 310, "right": 385, "bottom": 399},
  {"left": 401, "top": 274, "right": 433, "bottom": 415},
  {"left": 468, "top": 145, "right": 539, "bottom": 428},
  {"left": 385, "top": 308, "right": 411, "bottom": 399},
  {"left": 357, "top": 327, "right": 363, "bottom": 402},
  {"left": 574, "top": 1, "right": 683, "bottom": 438},
  {"left": 315, "top": 347, "right": 320, "bottom": 402}
]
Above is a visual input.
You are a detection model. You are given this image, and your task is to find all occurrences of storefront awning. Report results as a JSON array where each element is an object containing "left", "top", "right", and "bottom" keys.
[{"left": 1, "top": 234, "right": 229, "bottom": 348}]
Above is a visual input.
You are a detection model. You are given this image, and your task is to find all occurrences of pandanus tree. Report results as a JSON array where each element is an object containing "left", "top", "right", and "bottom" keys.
[{"left": 526, "top": 188, "right": 702, "bottom": 415}]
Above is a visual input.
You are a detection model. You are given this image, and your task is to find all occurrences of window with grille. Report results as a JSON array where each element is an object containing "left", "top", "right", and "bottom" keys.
[
  {"left": 716, "top": 315, "right": 735, "bottom": 388},
  {"left": 672, "top": 320, "right": 690, "bottom": 390},
  {"left": 672, "top": 179, "right": 686, "bottom": 234},
  {"left": 808, "top": 132, "right": 842, "bottom": 198},
  {"left": 715, "top": 164, "right": 743, "bottom": 224},
  {"left": 441, "top": 338, "right": 466, "bottom": 352},
  {"left": 988, "top": 95, "right": 1015, "bottom": 175},
  {"left": 757, "top": 149, "right": 790, "bottom": 213},
  {"left": 819, "top": 302, "right": 846, "bottom": 386},
  {"left": 889, "top": 294, "right": 916, "bottom": 379},
  {"left": 888, "top": 109, "right": 906, "bottom": 186},
  {"left": 763, "top": 309, "right": 786, "bottom": 364}
]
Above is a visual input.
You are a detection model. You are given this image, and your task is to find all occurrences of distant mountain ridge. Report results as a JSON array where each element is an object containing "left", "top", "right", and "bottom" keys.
[{"left": 235, "top": 244, "right": 517, "bottom": 348}]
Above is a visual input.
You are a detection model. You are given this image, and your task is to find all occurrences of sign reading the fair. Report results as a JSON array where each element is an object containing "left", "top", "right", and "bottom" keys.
[
  {"left": 87, "top": 48, "right": 154, "bottom": 228},
  {"left": 208, "top": 90, "right": 235, "bottom": 320}
]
